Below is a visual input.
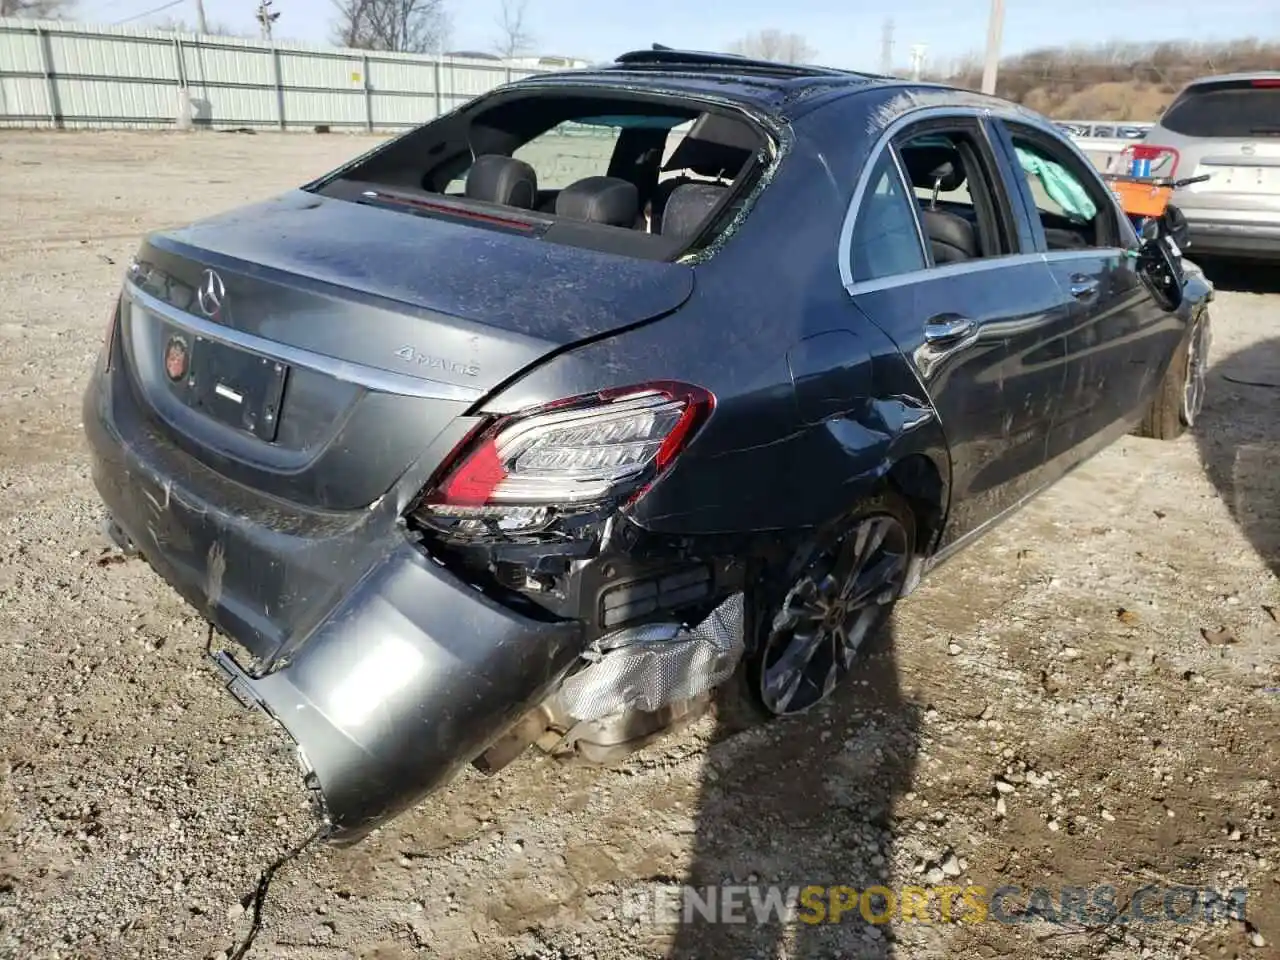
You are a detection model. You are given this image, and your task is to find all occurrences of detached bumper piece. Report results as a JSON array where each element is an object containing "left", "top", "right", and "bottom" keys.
[{"left": 210, "top": 546, "right": 583, "bottom": 846}]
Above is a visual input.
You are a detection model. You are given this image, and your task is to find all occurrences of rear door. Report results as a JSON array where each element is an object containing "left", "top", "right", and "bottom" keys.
[
  {"left": 990, "top": 119, "right": 1181, "bottom": 460},
  {"left": 841, "top": 115, "right": 1074, "bottom": 550}
]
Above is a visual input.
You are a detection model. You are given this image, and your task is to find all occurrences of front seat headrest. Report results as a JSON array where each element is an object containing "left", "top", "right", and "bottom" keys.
[
  {"left": 901, "top": 146, "right": 965, "bottom": 193},
  {"left": 554, "top": 176, "right": 639, "bottom": 227},
  {"left": 465, "top": 154, "right": 538, "bottom": 208},
  {"left": 661, "top": 182, "right": 726, "bottom": 243}
]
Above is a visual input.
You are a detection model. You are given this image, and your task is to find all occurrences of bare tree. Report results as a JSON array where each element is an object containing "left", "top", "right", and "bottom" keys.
[
  {"left": 331, "top": 0, "right": 450, "bottom": 54},
  {"left": 727, "top": 29, "right": 816, "bottom": 65},
  {"left": 0, "top": 0, "right": 74, "bottom": 17},
  {"left": 493, "top": 0, "right": 533, "bottom": 59}
]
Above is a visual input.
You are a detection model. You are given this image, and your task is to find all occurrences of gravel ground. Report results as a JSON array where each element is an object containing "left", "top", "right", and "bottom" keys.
[{"left": 0, "top": 131, "right": 1277, "bottom": 960}]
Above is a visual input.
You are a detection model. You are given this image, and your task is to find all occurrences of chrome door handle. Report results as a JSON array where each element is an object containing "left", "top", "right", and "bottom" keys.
[
  {"left": 1070, "top": 274, "right": 1099, "bottom": 299},
  {"left": 923, "top": 315, "right": 975, "bottom": 343}
]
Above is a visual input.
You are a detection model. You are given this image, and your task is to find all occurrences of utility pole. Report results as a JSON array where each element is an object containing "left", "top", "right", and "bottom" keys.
[
  {"left": 980, "top": 0, "right": 1006, "bottom": 94},
  {"left": 880, "top": 18, "right": 895, "bottom": 76},
  {"left": 909, "top": 43, "right": 927, "bottom": 81},
  {"left": 193, "top": 0, "right": 208, "bottom": 33},
  {"left": 256, "top": 0, "right": 279, "bottom": 40}
]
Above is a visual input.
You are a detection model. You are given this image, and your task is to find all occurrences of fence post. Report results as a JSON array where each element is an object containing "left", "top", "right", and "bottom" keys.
[
  {"left": 272, "top": 47, "right": 285, "bottom": 130},
  {"left": 172, "top": 36, "right": 191, "bottom": 130},
  {"left": 362, "top": 54, "right": 373, "bottom": 132},
  {"left": 34, "top": 25, "right": 61, "bottom": 129},
  {"left": 172, "top": 35, "right": 187, "bottom": 86},
  {"left": 434, "top": 58, "right": 443, "bottom": 119}
]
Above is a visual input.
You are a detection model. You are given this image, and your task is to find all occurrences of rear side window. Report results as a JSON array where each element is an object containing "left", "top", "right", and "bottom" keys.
[
  {"left": 1161, "top": 82, "right": 1280, "bottom": 138},
  {"left": 849, "top": 151, "right": 927, "bottom": 282}
]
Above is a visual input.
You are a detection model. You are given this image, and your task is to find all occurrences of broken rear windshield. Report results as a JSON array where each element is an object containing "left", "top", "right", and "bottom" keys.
[{"left": 311, "top": 90, "right": 774, "bottom": 262}]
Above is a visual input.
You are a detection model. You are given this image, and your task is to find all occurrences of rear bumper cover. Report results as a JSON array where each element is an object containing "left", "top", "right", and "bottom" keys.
[
  {"left": 84, "top": 365, "right": 584, "bottom": 844},
  {"left": 204, "top": 548, "right": 583, "bottom": 844},
  {"left": 1184, "top": 219, "right": 1280, "bottom": 260}
]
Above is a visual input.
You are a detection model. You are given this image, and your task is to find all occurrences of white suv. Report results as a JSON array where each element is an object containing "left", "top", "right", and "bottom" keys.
[{"left": 1127, "top": 72, "right": 1280, "bottom": 262}]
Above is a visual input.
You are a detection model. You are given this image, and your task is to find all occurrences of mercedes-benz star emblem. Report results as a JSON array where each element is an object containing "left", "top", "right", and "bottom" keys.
[{"left": 197, "top": 268, "right": 226, "bottom": 317}]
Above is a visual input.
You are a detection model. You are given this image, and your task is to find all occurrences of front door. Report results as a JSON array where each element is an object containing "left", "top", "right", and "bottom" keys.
[{"left": 992, "top": 120, "right": 1183, "bottom": 464}]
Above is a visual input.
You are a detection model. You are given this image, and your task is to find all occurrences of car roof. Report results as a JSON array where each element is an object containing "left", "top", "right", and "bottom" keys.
[{"left": 518, "top": 46, "right": 973, "bottom": 119}]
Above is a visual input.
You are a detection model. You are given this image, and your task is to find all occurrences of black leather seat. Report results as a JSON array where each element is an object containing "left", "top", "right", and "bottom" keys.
[
  {"left": 899, "top": 146, "right": 980, "bottom": 263},
  {"left": 554, "top": 176, "right": 640, "bottom": 227},
  {"left": 652, "top": 112, "right": 756, "bottom": 232},
  {"left": 660, "top": 182, "right": 727, "bottom": 243},
  {"left": 921, "top": 195, "right": 979, "bottom": 263},
  {"left": 464, "top": 154, "right": 538, "bottom": 209}
]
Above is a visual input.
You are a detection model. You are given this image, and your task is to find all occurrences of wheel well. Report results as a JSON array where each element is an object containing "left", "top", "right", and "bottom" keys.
[{"left": 886, "top": 454, "right": 947, "bottom": 556}]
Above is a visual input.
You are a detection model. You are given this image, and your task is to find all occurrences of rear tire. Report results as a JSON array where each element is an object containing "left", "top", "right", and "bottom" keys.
[
  {"left": 1134, "top": 306, "right": 1211, "bottom": 441},
  {"left": 721, "top": 492, "right": 916, "bottom": 726}
]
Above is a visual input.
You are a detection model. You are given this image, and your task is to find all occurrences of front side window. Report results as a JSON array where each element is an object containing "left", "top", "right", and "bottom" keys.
[
  {"left": 849, "top": 150, "right": 927, "bottom": 282},
  {"left": 1004, "top": 126, "right": 1118, "bottom": 251}
]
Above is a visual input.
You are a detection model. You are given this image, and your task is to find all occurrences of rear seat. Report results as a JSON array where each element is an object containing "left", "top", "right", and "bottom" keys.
[
  {"left": 554, "top": 176, "right": 640, "bottom": 227},
  {"left": 464, "top": 155, "right": 538, "bottom": 209}
]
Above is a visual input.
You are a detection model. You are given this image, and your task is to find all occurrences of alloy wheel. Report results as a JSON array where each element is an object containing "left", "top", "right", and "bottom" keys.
[
  {"left": 758, "top": 513, "right": 910, "bottom": 716},
  {"left": 1181, "top": 313, "right": 1210, "bottom": 427}
]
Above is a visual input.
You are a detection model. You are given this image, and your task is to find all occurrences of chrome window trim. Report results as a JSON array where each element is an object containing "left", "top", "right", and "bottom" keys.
[
  {"left": 845, "top": 247, "right": 1134, "bottom": 295},
  {"left": 125, "top": 281, "right": 485, "bottom": 403},
  {"left": 837, "top": 103, "right": 1136, "bottom": 295}
]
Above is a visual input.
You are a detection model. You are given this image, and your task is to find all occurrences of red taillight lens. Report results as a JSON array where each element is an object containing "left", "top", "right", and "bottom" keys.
[
  {"left": 1251, "top": 78, "right": 1280, "bottom": 88},
  {"left": 1122, "top": 144, "right": 1180, "bottom": 177},
  {"left": 422, "top": 381, "right": 715, "bottom": 522}
]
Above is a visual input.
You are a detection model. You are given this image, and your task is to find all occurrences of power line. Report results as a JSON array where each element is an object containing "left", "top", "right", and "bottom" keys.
[{"left": 112, "top": 0, "right": 185, "bottom": 23}]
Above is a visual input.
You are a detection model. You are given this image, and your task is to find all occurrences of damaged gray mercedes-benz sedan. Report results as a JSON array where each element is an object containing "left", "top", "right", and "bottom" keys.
[{"left": 82, "top": 47, "right": 1212, "bottom": 843}]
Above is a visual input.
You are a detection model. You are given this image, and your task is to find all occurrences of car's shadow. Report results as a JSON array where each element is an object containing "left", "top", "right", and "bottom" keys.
[
  {"left": 1194, "top": 327, "right": 1280, "bottom": 579},
  {"left": 666, "top": 620, "right": 920, "bottom": 959},
  {"left": 1195, "top": 257, "right": 1280, "bottom": 296}
]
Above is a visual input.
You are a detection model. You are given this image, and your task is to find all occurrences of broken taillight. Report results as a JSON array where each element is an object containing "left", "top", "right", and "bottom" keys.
[{"left": 417, "top": 381, "right": 715, "bottom": 533}]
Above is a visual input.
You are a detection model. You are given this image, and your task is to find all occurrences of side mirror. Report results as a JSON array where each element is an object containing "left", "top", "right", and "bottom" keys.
[{"left": 1136, "top": 231, "right": 1185, "bottom": 312}]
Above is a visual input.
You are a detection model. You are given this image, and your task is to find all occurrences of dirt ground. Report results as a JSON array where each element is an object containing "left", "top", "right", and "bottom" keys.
[{"left": 0, "top": 131, "right": 1277, "bottom": 960}]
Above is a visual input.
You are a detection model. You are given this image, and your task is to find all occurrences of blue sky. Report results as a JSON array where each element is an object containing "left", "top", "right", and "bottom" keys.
[{"left": 81, "top": 0, "right": 1279, "bottom": 71}]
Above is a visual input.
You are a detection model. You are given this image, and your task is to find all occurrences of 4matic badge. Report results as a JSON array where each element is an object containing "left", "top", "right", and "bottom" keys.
[{"left": 394, "top": 345, "right": 480, "bottom": 378}]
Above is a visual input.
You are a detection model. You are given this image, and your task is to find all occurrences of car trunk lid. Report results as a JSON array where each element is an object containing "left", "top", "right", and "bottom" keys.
[{"left": 119, "top": 190, "right": 694, "bottom": 512}]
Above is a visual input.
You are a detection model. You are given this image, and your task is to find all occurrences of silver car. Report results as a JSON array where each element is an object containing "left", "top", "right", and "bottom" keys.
[{"left": 1133, "top": 72, "right": 1280, "bottom": 261}]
